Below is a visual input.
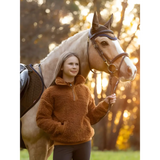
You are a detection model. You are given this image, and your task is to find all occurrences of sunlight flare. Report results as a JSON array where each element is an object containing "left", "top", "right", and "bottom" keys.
[
  {"left": 97, "top": 74, "right": 102, "bottom": 94},
  {"left": 60, "top": 14, "right": 73, "bottom": 24}
]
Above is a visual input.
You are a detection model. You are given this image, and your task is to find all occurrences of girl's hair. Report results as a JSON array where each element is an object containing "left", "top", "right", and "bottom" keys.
[{"left": 51, "top": 52, "right": 81, "bottom": 85}]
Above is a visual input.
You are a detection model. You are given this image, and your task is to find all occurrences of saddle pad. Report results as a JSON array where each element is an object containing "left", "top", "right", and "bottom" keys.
[{"left": 20, "top": 64, "right": 44, "bottom": 117}]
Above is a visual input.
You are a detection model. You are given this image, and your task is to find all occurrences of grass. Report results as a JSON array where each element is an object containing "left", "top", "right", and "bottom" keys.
[
  {"left": 20, "top": 149, "right": 140, "bottom": 160},
  {"left": 91, "top": 150, "right": 140, "bottom": 160}
]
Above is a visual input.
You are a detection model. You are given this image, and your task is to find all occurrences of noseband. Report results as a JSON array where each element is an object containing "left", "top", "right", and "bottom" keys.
[{"left": 87, "top": 29, "right": 129, "bottom": 77}]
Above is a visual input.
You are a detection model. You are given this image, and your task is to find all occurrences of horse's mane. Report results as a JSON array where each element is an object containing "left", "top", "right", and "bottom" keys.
[{"left": 40, "top": 29, "right": 89, "bottom": 63}]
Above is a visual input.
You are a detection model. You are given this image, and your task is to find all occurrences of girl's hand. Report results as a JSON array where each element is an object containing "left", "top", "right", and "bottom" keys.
[{"left": 104, "top": 93, "right": 116, "bottom": 104}]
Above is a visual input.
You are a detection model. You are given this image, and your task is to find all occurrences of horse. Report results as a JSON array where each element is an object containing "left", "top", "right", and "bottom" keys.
[{"left": 20, "top": 12, "right": 137, "bottom": 160}]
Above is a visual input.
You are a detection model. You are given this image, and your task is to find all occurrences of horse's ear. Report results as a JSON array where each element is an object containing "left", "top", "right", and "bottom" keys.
[
  {"left": 104, "top": 14, "right": 113, "bottom": 29},
  {"left": 91, "top": 12, "right": 99, "bottom": 34}
]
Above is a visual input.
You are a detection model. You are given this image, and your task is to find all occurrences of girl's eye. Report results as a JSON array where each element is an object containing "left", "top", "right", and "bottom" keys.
[
  {"left": 101, "top": 41, "right": 108, "bottom": 46},
  {"left": 68, "top": 62, "right": 79, "bottom": 67},
  {"left": 69, "top": 63, "right": 79, "bottom": 65}
]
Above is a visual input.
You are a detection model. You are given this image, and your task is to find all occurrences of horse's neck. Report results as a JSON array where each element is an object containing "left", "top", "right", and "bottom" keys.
[{"left": 36, "top": 30, "right": 90, "bottom": 87}]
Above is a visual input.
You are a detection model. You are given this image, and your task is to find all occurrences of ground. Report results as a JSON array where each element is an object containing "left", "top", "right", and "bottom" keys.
[{"left": 20, "top": 149, "right": 140, "bottom": 160}]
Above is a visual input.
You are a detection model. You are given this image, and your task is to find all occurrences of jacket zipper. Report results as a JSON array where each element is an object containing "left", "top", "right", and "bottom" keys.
[{"left": 70, "top": 84, "right": 75, "bottom": 101}]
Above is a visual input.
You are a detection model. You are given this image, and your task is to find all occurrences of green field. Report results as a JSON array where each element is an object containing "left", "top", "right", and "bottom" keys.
[{"left": 20, "top": 149, "right": 140, "bottom": 160}]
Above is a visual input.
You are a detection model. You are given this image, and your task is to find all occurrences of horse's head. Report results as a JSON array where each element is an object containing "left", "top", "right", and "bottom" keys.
[{"left": 88, "top": 12, "right": 137, "bottom": 82}]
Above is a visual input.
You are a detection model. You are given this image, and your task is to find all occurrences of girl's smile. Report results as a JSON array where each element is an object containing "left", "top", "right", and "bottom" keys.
[{"left": 61, "top": 56, "right": 79, "bottom": 82}]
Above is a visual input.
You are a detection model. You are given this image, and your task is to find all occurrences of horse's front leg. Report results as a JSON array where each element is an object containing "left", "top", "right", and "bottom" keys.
[
  {"left": 26, "top": 135, "right": 54, "bottom": 160},
  {"left": 21, "top": 102, "right": 54, "bottom": 160}
]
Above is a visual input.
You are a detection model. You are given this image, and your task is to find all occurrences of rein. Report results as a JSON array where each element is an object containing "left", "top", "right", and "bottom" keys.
[
  {"left": 87, "top": 29, "right": 129, "bottom": 112},
  {"left": 38, "top": 64, "right": 47, "bottom": 89}
]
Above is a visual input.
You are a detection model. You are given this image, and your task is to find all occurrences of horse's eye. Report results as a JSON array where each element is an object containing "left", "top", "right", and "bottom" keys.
[{"left": 101, "top": 41, "right": 108, "bottom": 46}]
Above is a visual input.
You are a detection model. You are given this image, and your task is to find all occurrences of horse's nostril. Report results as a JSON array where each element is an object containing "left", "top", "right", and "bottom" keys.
[
  {"left": 134, "top": 69, "right": 137, "bottom": 75},
  {"left": 127, "top": 67, "right": 132, "bottom": 76}
]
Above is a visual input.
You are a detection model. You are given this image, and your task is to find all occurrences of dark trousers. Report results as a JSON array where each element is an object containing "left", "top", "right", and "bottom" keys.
[{"left": 53, "top": 141, "right": 91, "bottom": 160}]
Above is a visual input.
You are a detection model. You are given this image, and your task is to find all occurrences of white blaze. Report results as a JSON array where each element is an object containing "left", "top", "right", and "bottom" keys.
[
  {"left": 112, "top": 40, "right": 131, "bottom": 66},
  {"left": 112, "top": 40, "right": 137, "bottom": 80},
  {"left": 112, "top": 40, "right": 124, "bottom": 54}
]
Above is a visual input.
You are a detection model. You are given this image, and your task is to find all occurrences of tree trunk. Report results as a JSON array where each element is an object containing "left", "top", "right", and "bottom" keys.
[
  {"left": 117, "top": 0, "right": 128, "bottom": 39},
  {"left": 108, "top": 85, "right": 131, "bottom": 150}
]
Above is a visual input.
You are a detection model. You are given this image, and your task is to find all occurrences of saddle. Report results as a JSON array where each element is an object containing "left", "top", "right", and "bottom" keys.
[
  {"left": 17, "top": 63, "right": 44, "bottom": 148},
  {"left": 17, "top": 63, "right": 44, "bottom": 118},
  {"left": 20, "top": 63, "right": 30, "bottom": 97}
]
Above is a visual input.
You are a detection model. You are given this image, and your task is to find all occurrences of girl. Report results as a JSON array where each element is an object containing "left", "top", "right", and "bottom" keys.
[{"left": 36, "top": 52, "right": 116, "bottom": 160}]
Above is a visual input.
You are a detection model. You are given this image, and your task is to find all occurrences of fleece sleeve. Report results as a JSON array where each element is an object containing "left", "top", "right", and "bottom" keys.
[
  {"left": 36, "top": 88, "right": 65, "bottom": 136},
  {"left": 86, "top": 88, "right": 109, "bottom": 125}
]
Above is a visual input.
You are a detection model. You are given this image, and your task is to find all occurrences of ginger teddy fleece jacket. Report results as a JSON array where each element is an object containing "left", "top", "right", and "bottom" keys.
[{"left": 36, "top": 75, "right": 110, "bottom": 145}]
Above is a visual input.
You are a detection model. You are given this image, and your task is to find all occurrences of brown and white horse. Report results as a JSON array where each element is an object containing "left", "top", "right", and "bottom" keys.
[{"left": 20, "top": 13, "right": 137, "bottom": 160}]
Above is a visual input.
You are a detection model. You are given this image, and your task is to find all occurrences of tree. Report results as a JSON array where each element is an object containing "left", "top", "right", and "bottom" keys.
[
  {"left": 130, "top": 46, "right": 143, "bottom": 150},
  {"left": 21, "top": 0, "right": 80, "bottom": 64}
]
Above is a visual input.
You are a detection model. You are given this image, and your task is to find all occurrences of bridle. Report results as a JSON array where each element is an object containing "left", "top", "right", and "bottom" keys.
[
  {"left": 87, "top": 29, "right": 129, "bottom": 112},
  {"left": 87, "top": 29, "right": 129, "bottom": 77}
]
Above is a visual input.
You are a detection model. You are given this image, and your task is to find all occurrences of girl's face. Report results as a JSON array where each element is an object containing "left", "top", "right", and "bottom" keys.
[{"left": 61, "top": 56, "right": 80, "bottom": 81}]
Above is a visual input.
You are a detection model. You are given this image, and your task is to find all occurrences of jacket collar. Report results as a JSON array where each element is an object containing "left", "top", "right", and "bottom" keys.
[{"left": 55, "top": 75, "right": 86, "bottom": 86}]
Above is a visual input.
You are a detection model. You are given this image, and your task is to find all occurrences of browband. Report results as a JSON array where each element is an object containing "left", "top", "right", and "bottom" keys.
[
  {"left": 93, "top": 34, "right": 117, "bottom": 40},
  {"left": 88, "top": 29, "right": 117, "bottom": 40}
]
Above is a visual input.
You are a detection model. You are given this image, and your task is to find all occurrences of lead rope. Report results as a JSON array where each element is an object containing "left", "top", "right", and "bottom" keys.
[
  {"left": 87, "top": 37, "right": 119, "bottom": 114},
  {"left": 87, "top": 32, "right": 128, "bottom": 115},
  {"left": 107, "top": 75, "right": 120, "bottom": 114}
]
